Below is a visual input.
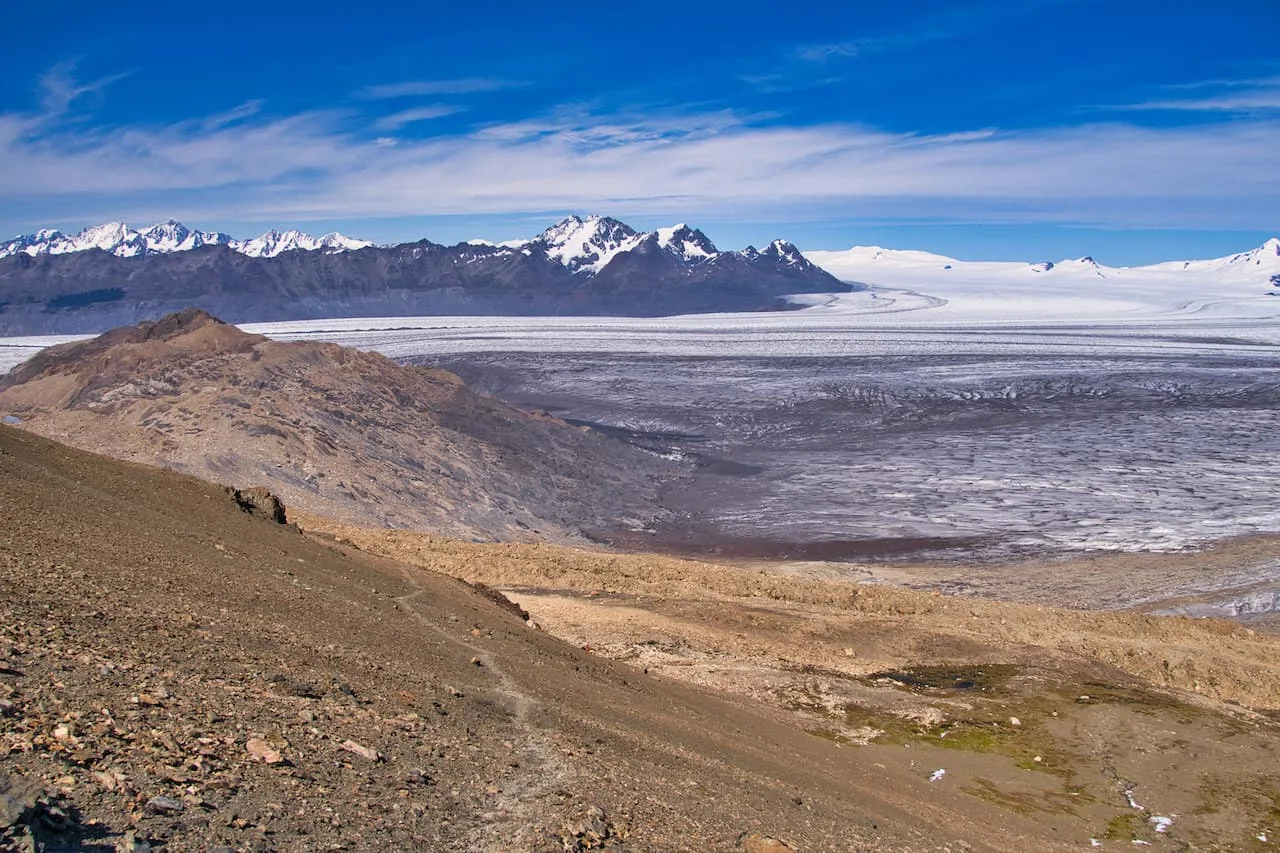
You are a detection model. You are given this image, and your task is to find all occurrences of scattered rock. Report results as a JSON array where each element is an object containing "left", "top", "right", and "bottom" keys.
[
  {"left": 286, "top": 680, "right": 322, "bottom": 699},
  {"left": 145, "top": 795, "right": 184, "bottom": 815},
  {"left": 118, "top": 830, "right": 153, "bottom": 852},
  {"left": 0, "top": 773, "right": 41, "bottom": 829},
  {"left": 246, "top": 738, "right": 284, "bottom": 765},
  {"left": 738, "top": 832, "right": 796, "bottom": 852},
  {"left": 92, "top": 771, "right": 121, "bottom": 792},
  {"left": 557, "top": 805, "right": 625, "bottom": 851},
  {"left": 338, "top": 739, "right": 381, "bottom": 762}
]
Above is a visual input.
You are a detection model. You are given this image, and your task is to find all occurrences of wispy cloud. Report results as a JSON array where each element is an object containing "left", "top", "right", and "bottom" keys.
[
  {"left": 356, "top": 78, "right": 524, "bottom": 99},
  {"left": 202, "top": 100, "right": 264, "bottom": 130},
  {"left": 791, "top": 0, "right": 1068, "bottom": 66},
  {"left": 793, "top": 30, "right": 943, "bottom": 64},
  {"left": 794, "top": 42, "right": 866, "bottom": 63},
  {"left": 37, "top": 59, "right": 132, "bottom": 117},
  {"left": 1102, "top": 77, "right": 1280, "bottom": 114},
  {"left": 373, "top": 105, "right": 466, "bottom": 131}
]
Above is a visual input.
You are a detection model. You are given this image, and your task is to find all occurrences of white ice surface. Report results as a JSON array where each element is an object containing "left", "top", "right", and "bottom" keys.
[{"left": 205, "top": 272, "right": 1280, "bottom": 364}]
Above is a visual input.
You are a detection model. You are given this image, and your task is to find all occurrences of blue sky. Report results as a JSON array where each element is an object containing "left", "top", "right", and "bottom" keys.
[{"left": 0, "top": 0, "right": 1276, "bottom": 264}]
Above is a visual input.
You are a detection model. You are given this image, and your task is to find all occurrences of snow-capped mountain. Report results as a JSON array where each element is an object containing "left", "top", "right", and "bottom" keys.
[
  {"left": 232, "top": 229, "right": 374, "bottom": 258},
  {"left": 520, "top": 214, "right": 816, "bottom": 276},
  {"left": 0, "top": 223, "right": 151, "bottom": 259},
  {"left": 0, "top": 221, "right": 372, "bottom": 260},
  {"left": 655, "top": 224, "right": 718, "bottom": 261},
  {"left": 748, "top": 239, "right": 813, "bottom": 269},
  {"left": 805, "top": 238, "right": 1280, "bottom": 293},
  {"left": 533, "top": 215, "right": 646, "bottom": 273},
  {"left": 141, "top": 220, "right": 234, "bottom": 253},
  {"left": 526, "top": 214, "right": 728, "bottom": 272}
]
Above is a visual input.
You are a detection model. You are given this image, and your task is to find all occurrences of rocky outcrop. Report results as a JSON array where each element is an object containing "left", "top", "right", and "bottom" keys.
[{"left": 227, "top": 486, "right": 290, "bottom": 525}]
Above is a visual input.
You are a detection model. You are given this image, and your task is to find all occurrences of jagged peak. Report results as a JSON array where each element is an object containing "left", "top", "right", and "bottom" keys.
[
  {"left": 81, "top": 221, "right": 132, "bottom": 236},
  {"left": 535, "top": 215, "right": 643, "bottom": 272},
  {"left": 759, "top": 239, "right": 809, "bottom": 267},
  {"left": 655, "top": 223, "right": 718, "bottom": 260},
  {"left": 537, "top": 214, "right": 637, "bottom": 244},
  {"left": 143, "top": 219, "right": 190, "bottom": 235}
]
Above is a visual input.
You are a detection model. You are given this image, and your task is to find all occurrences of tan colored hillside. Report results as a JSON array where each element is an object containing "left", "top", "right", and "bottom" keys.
[{"left": 0, "top": 309, "right": 676, "bottom": 542}]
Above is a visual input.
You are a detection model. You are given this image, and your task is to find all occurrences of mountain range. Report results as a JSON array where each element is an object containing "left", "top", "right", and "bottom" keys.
[
  {"left": 0, "top": 220, "right": 373, "bottom": 259},
  {"left": 0, "top": 215, "right": 848, "bottom": 335}
]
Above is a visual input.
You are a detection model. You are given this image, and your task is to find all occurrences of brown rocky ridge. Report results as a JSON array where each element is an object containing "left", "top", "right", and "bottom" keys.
[{"left": 0, "top": 308, "right": 678, "bottom": 543}]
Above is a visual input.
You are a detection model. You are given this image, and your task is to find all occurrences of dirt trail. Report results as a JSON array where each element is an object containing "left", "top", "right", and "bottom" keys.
[{"left": 389, "top": 570, "right": 572, "bottom": 851}]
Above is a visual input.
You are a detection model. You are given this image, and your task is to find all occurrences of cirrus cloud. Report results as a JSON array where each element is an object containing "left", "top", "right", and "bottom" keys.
[{"left": 1, "top": 97, "right": 1276, "bottom": 232}]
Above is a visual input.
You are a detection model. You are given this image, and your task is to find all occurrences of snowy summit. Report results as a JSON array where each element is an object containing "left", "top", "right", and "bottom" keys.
[
  {"left": 0, "top": 220, "right": 373, "bottom": 260},
  {"left": 527, "top": 215, "right": 728, "bottom": 274}
]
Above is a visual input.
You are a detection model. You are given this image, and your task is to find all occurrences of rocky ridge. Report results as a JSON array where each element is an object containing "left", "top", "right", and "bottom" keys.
[{"left": 0, "top": 309, "right": 679, "bottom": 542}]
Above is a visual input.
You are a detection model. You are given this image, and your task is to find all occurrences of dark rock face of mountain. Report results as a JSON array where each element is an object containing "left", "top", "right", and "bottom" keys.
[{"left": 0, "top": 224, "right": 851, "bottom": 335}]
